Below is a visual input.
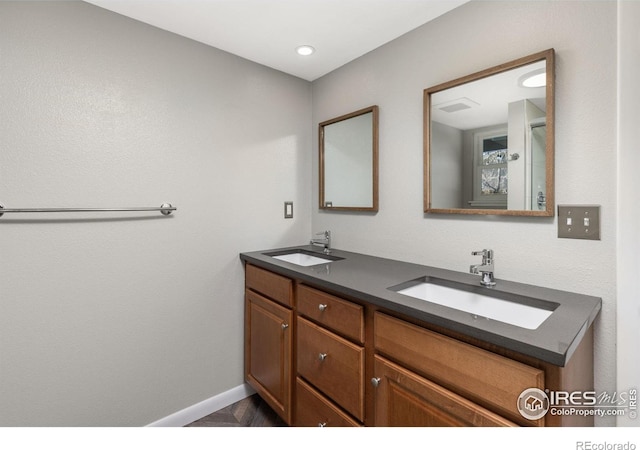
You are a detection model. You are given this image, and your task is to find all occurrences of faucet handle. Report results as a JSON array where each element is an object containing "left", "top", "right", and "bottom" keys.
[{"left": 472, "top": 249, "right": 494, "bottom": 265}]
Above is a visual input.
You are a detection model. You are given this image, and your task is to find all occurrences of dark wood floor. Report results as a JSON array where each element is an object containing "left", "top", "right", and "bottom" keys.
[{"left": 186, "top": 394, "right": 287, "bottom": 427}]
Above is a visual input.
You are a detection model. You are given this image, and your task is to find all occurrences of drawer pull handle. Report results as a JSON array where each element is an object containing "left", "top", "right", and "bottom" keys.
[
  {"left": 318, "top": 352, "right": 328, "bottom": 361},
  {"left": 318, "top": 422, "right": 327, "bottom": 427},
  {"left": 281, "top": 323, "right": 289, "bottom": 330},
  {"left": 318, "top": 303, "right": 328, "bottom": 312},
  {"left": 371, "top": 377, "right": 381, "bottom": 388}
]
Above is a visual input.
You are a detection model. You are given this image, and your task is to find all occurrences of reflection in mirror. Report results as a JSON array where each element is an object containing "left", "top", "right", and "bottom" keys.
[
  {"left": 424, "top": 49, "right": 554, "bottom": 216},
  {"left": 320, "top": 106, "right": 378, "bottom": 211}
]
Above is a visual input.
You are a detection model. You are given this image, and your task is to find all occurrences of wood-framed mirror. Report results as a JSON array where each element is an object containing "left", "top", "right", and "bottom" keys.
[
  {"left": 424, "top": 49, "right": 555, "bottom": 216},
  {"left": 319, "top": 105, "right": 379, "bottom": 212}
]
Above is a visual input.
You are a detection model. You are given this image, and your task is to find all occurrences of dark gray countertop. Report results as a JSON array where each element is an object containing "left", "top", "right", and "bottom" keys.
[{"left": 240, "top": 245, "right": 602, "bottom": 367}]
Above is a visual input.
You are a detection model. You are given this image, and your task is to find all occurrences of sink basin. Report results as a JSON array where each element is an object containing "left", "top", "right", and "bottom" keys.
[
  {"left": 390, "top": 278, "right": 557, "bottom": 330},
  {"left": 265, "top": 249, "right": 343, "bottom": 267}
]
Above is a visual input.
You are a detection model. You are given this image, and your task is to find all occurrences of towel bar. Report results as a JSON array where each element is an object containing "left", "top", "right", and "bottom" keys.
[{"left": 0, "top": 203, "right": 176, "bottom": 218}]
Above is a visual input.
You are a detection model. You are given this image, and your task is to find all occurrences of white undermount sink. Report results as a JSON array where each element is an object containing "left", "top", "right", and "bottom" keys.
[
  {"left": 392, "top": 279, "right": 556, "bottom": 330},
  {"left": 265, "top": 249, "right": 342, "bottom": 267}
]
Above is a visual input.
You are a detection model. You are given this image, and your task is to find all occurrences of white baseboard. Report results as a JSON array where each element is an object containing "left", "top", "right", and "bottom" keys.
[{"left": 146, "top": 383, "right": 256, "bottom": 427}]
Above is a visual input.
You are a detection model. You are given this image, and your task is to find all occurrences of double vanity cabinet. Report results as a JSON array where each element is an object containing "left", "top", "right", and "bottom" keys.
[{"left": 241, "top": 246, "right": 601, "bottom": 427}]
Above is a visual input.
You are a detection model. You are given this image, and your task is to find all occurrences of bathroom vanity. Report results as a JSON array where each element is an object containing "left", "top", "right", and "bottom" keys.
[{"left": 240, "top": 246, "right": 601, "bottom": 427}]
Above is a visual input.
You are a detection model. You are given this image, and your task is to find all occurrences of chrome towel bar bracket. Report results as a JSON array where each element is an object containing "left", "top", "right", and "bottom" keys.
[{"left": 0, "top": 203, "right": 176, "bottom": 218}]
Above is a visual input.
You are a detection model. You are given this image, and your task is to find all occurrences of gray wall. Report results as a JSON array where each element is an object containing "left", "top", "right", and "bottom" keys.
[
  {"left": 430, "top": 121, "right": 463, "bottom": 209},
  {"left": 0, "top": 1, "right": 311, "bottom": 426},
  {"left": 312, "top": 0, "right": 618, "bottom": 425}
]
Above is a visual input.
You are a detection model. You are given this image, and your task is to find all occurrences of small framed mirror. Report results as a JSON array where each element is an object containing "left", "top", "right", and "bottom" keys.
[
  {"left": 319, "top": 105, "right": 379, "bottom": 211},
  {"left": 424, "top": 49, "right": 555, "bottom": 216}
]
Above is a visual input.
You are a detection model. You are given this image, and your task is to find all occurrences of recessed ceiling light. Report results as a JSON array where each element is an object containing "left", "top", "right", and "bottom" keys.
[
  {"left": 519, "top": 68, "right": 546, "bottom": 88},
  {"left": 296, "top": 45, "right": 315, "bottom": 56}
]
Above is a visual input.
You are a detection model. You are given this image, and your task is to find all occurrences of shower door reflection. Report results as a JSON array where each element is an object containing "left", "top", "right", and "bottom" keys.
[{"left": 529, "top": 121, "right": 547, "bottom": 210}]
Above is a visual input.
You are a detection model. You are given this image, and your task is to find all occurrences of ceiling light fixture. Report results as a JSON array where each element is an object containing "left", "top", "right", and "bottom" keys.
[
  {"left": 519, "top": 68, "right": 546, "bottom": 88},
  {"left": 296, "top": 45, "right": 315, "bottom": 56}
]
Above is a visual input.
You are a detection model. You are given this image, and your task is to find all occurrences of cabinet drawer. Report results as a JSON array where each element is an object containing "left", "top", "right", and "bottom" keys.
[
  {"left": 297, "top": 284, "right": 364, "bottom": 343},
  {"left": 295, "top": 378, "right": 361, "bottom": 427},
  {"left": 245, "top": 264, "right": 293, "bottom": 307},
  {"left": 373, "top": 355, "right": 517, "bottom": 427},
  {"left": 374, "top": 312, "right": 544, "bottom": 426},
  {"left": 297, "top": 316, "right": 365, "bottom": 421}
]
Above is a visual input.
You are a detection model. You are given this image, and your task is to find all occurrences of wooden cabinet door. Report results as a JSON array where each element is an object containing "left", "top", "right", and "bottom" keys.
[
  {"left": 374, "top": 312, "right": 543, "bottom": 425},
  {"left": 372, "top": 355, "right": 516, "bottom": 427},
  {"left": 245, "top": 289, "right": 293, "bottom": 424}
]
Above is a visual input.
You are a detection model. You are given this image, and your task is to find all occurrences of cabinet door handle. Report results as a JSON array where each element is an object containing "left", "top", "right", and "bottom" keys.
[
  {"left": 371, "top": 377, "right": 381, "bottom": 387},
  {"left": 318, "top": 303, "right": 328, "bottom": 312},
  {"left": 318, "top": 352, "right": 328, "bottom": 361},
  {"left": 281, "top": 323, "right": 289, "bottom": 330}
]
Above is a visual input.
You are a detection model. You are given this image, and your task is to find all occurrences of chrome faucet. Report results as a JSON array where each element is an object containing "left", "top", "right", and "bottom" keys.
[
  {"left": 470, "top": 249, "right": 496, "bottom": 287},
  {"left": 310, "top": 230, "right": 331, "bottom": 254}
]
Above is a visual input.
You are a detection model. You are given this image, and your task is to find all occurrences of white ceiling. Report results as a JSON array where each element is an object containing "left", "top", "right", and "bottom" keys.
[
  {"left": 84, "top": 0, "right": 468, "bottom": 81},
  {"left": 431, "top": 60, "right": 547, "bottom": 130}
]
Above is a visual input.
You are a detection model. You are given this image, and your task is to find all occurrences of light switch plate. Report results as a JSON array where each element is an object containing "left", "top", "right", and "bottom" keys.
[
  {"left": 558, "top": 205, "right": 600, "bottom": 240},
  {"left": 284, "top": 201, "right": 293, "bottom": 219}
]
